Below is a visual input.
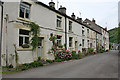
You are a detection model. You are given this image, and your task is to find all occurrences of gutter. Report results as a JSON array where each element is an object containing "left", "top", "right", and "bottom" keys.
[{"left": 65, "top": 16, "right": 67, "bottom": 50}]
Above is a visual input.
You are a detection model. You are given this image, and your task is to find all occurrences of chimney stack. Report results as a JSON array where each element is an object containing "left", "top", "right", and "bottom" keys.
[
  {"left": 59, "top": 5, "right": 66, "bottom": 14},
  {"left": 76, "top": 17, "right": 82, "bottom": 23},
  {"left": 104, "top": 27, "right": 107, "bottom": 31},
  {"left": 71, "top": 13, "right": 76, "bottom": 19},
  {"left": 49, "top": 0, "right": 55, "bottom": 9},
  {"left": 92, "top": 18, "right": 95, "bottom": 23}
]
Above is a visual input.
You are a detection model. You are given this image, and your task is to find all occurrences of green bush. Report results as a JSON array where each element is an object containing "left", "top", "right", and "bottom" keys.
[
  {"left": 72, "top": 51, "right": 82, "bottom": 59},
  {"left": 46, "top": 59, "right": 53, "bottom": 64},
  {"left": 87, "top": 48, "right": 94, "bottom": 55},
  {"left": 99, "top": 48, "right": 105, "bottom": 53},
  {"left": 54, "top": 59, "right": 63, "bottom": 62},
  {"left": 78, "top": 51, "right": 82, "bottom": 59},
  {"left": 8, "top": 64, "right": 13, "bottom": 68},
  {"left": 17, "top": 61, "right": 43, "bottom": 71},
  {"left": 38, "top": 56, "right": 41, "bottom": 61},
  {"left": 72, "top": 51, "right": 77, "bottom": 59}
]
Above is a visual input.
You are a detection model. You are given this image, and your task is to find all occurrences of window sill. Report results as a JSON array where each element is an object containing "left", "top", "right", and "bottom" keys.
[
  {"left": 56, "top": 27, "right": 63, "bottom": 30},
  {"left": 17, "top": 17, "right": 32, "bottom": 22},
  {"left": 17, "top": 47, "right": 32, "bottom": 51},
  {"left": 68, "top": 30, "right": 73, "bottom": 33},
  {"left": 69, "top": 47, "right": 73, "bottom": 49},
  {"left": 82, "top": 35, "right": 85, "bottom": 36}
]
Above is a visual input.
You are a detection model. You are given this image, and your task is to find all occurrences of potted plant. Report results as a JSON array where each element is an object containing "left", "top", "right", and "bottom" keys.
[{"left": 22, "top": 43, "right": 30, "bottom": 48}]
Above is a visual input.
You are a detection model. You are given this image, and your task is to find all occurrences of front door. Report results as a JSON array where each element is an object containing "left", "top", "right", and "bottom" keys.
[{"left": 37, "top": 37, "right": 43, "bottom": 57}]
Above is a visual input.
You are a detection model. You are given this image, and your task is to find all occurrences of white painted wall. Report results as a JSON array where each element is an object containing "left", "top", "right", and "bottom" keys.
[{"left": 1, "top": 0, "right": 109, "bottom": 67}]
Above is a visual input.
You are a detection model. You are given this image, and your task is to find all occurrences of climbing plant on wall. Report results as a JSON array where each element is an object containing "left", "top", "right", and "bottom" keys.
[
  {"left": 23, "top": 22, "right": 40, "bottom": 61},
  {"left": 23, "top": 22, "right": 40, "bottom": 50}
]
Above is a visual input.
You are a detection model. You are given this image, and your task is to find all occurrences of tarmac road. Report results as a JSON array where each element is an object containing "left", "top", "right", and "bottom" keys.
[{"left": 3, "top": 50, "right": 118, "bottom": 78}]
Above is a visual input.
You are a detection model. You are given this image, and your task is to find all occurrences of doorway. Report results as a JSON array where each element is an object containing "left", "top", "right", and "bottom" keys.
[{"left": 37, "top": 37, "right": 44, "bottom": 57}]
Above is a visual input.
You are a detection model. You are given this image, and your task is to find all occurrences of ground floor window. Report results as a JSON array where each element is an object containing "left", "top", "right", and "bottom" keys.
[
  {"left": 56, "top": 35, "right": 62, "bottom": 47},
  {"left": 19, "top": 29, "right": 30, "bottom": 46},
  {"left": 87, "top": 40, "right": 89, "bottom": 48},
  {"left": 82, "top": 39, "right": 84, "bottom": 47},
  {"left": 69, "top": 37, "right": 73, "bottom": 47}
]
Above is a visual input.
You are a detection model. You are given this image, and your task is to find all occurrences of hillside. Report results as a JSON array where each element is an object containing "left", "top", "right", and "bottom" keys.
[{"left": 108, "top": 27, "right": 119, "bottom": 43}]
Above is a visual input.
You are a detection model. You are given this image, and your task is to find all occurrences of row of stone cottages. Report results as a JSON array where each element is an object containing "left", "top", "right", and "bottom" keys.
[{"left": 0, "top": 0, "right": 109, "bottom": 67}]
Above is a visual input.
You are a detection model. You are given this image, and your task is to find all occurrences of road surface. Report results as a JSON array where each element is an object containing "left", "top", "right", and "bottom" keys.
[{"left": 3, "top": 50, "right": 118, "bottom": 78}]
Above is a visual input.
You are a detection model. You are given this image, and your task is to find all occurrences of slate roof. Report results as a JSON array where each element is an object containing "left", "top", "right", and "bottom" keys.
[{"left": 84, "top": 18, "right": 103, "bottom": 34}]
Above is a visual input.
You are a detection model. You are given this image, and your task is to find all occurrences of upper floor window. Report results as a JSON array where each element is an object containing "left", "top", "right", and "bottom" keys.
[
  {"left": 69, "top": 37, "right": 73, "bottom": 47},
  {"left": 82, "top": 27, "right": 85, "bottom": 36},
  {"left": 57, "top": 16, "right": 62, "bottom": 27},
  {"left": 19, "top": 2, "right": 31, "bottom": 19},
  {"left": 19, "top": 29, "right": 30, "bottom": 46},
  {"left": 87, "top": 29, "right": 89, "bottom": 34},
  {"left": 69, "top": 21, "right": 72, "bottom": 31}
]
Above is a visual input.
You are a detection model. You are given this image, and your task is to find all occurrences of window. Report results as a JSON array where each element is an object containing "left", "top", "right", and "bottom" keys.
[
  {"left": 56, "top": 35, "right": 62, "bottom": 46},
  {"left": 82, "top": 39, "right": 84, "bottom": 47},
  {"left": 19, "top": 29, "right": 30, "bottom": 46},
  {"left": 69, "top": 21, "right": 72, "bottom": 31},
  {"left": 87, "top": 29, "right": 89, "bottom": 34},
  {"left": 82, "top": 27, "right": 84, "bottom": 36},
  {"left": 19, "top": 2, "right": 31, "bottom": 19},
  {"left": 57, "top": 16, "right": 62, "bottom": 27},
  {"left": 69, "top": 37, "right": 73, "bottom": 47},
  {"left": 87, "top": 40, "right": 89, "bottom": 48}
]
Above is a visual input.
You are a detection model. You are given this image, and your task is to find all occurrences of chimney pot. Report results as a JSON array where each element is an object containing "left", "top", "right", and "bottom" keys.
[
  {"left": 59, "top": 6, "right": 66, "bottom": 14},
  {"left": 92, "top": 18, "right": 96, "bottom": 23},
  {"left": 76, "top": 17, "right": 82, "bottom": 23},
  {"left": 49, "top": 0, "right": 55, "bottom": 9},
  {"left": 71, "top": 13, "right": 76, "bottom": 19}
]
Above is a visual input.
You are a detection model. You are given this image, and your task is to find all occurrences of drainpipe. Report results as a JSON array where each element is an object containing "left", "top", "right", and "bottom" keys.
[
  {"left": 96, "top": 33, "right": 97, "bottom": 52},
  {"left": 65, "top": 16, "right": 67, "bottom": 50},
  {"left": 0, "top": 2, "right": 4, "bottom": 66}
]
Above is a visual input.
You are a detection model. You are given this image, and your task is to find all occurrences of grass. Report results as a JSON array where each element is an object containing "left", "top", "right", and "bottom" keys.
[{"left": 2, "top": 70, "right": 22, "bottom": 74}]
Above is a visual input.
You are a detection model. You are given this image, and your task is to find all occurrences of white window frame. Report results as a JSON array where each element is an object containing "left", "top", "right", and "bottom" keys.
[
  {"left": 56, "top": 35, "right": 62, "bottom": 46},
  {"left": 19, "top": 2, "right": 31, "bottom": 19},
  {"left": 82, "top": 27, "right": 85, "bottom": 36},
  {"left": 69, "top": 21, "right": 72, "bottom": 32},
  {"left": 57, "top": 16, "right": 62, "bottom": 27},
  {"left": 19, "top": 29, "right": 30, "bottom": 46}
]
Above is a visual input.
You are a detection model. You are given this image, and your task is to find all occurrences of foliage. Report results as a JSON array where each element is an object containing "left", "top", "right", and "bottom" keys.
[
  {"left": 23, "top": 22, "right": 40, "bottom": 50},
  {"left": 2, "top": 70, "right": 22, "bottom": 74},
  {"left": 17, "top": 61, "right": 43, "bottom": 71},
  {"left": 46, "top": 59, "right": 53, "bottom": 64},
  {"left": 87, "top": 48, "right": 94, "bottom": 55},
  {"left": 109, "top": 42, "right": 112, "bottom": 50},
  {"left": 54, "top": 59, "right": 63, "bottom": 62},
  {"left": 78, "top": 50, "right": 82, "bottom": 59},
  {"left": 99, "top": 48, "right": 105, "bottom": 53},
  {"left": 37, "top": 56, "right": 41, "bottom": 61},
  {"left": 108, "top": 27, "right": 119, "bottom": 43},
  {"left": 48, "top": 33, "right": 58, "bottom": 57},
  {"left": 8, "top": 64, "right": 13, "bottom": 68},
  {"left": 56, "top": 49, "right": 72, "bottom": 61},
  {"left": 72, "top": 50, "right": 82, "bottom": 59}
]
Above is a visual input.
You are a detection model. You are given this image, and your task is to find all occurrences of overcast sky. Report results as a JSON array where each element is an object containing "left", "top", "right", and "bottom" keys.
[{"left": 39, "top": 0, "right": 118, "bottom": 30}]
